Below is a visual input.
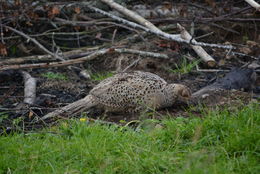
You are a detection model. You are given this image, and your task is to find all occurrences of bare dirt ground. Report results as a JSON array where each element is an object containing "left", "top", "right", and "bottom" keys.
[{"left": 0, "top": 0, "right": 259, "bottom": 133}]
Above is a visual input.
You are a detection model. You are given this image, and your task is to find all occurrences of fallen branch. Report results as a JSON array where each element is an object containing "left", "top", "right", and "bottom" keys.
[
  {"left": 245, "top": 0, "right": 260, "bottom": 11},
  {"left": 0, "top": 54, "right": 53, "bottom": 65},
  {"left": 101, "top": 0, "right": 160, "bottom": 32},
  {"left": 0, "top": 49, "right": 110, "bottom": 71},
  {"left": 98, "top": 0, "right": 219, "bottom": 67},
  {"left": 0, "top": 48, "right": 169, "bottom": 71},
  {"left": 114, "top": 48, "right": 169, "bottom": 59},
  {"left": 177, "top": 24, "right": 216, "bottom": 67},
  {"left": 86, "top": 5, "right": 234, "bottom": 49},
  {"left": 2, "top": 25, "right": 64, "bottom": 61},
  {"left": 0, "top": 46, "right": 100, "bottom": 65}
]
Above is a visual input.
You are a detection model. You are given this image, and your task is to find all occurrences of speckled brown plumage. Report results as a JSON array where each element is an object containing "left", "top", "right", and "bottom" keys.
[
  {"left": 89, "top": 71, "right": 191, "bottom": 112},
  {"left": 41, "top": 71, "right": 191, "bottom": 120}
]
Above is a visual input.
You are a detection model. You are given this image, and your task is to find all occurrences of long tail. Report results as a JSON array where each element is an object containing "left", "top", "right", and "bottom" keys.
[{"left": 38, "top": 95, "right": 97, "bottom": 122}]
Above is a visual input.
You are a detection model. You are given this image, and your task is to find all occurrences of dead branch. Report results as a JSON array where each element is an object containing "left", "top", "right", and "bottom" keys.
[
  {"left": 177, "top": 24, "right": 216, "bottom": 67},
  {"left": 101, "top": 0, "right": 160, "bottom": 32},
  {"left": 0, "top": 48, "right": 169, "bottom": 71},
  {"left": 114, "top": 48, "right": 169, "bottom": 59},
  {"left": 21, "top": 71, "right": 36, "bottom": 105},
  {"left": 0, "top": 49, "right": 110, "bottom": 71},
  {"left": 245, "top": 0, "right": 260, "bottom": 11},
  {"left": 97, "top": 0, "right": 220, "bottom": 67},
  {"left": 0, "top": 46, "right": 100, "bottom": 65},
  {"left": 87, "top": 5, "right": 234, "bottom": 49},
  {"left": 2, "top": 25, "right": 64, "bottom": 61},
  {"left": 0, "top": 54, "right": 53, "bottom": 65},
  {"left": 122, "top": 56, "right": 141, "bottom": 72},
  {"left": 150, "top": 17, "right": 260, "bottom": 24}
]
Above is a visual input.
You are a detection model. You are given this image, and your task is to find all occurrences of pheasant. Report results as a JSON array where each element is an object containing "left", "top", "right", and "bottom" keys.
[{"left": 41, "top": 71, "right": 191, "bottom": 120}]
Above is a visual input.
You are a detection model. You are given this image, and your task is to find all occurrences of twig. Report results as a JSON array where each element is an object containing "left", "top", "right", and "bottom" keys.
[
  {"left": 150, "top": 17, "right": 260, "bottom": 23},
  {"left": 2, "top": 25, "right": 64, "bottom": 61},
  {"left": 86, "top": 5, "right": 234, "bottom": 49},
  {"left": 122, "top": 56, "right": 141, "bottom": 72},
  {"left": 231, "top": 51, "right": 259, "bottom": 60},
  {"left": 187, "top": 2, "right": 216, "bottom": 16},
  {"left": 245, "top": 0, "right": 260, "bottom": 11},
  {"left": 209, "top": 23, "right": 240, "bottom": 35},
  {"left": 177, "top": 24, "right": 216, "bottom": 67},
  {"left": 0, "top": 19, "right": 4, "bottom": 44},
  {"left": 194, "top": 32, "right": 214, "bottom": 40},
  {"left": 114, "top": 48, "right": 169, "bottom": 59},
  {"left": 101, "top": 0, "right": 160, "bottom": 32},
  {"left": 3, "top": 31, "right": 91, "bottom": 40},
  {"left": 53, "top": 18, "right": 140, "bottom": 35},
  {"left": 111, "top": 28, "right": 117, "bottom": 45},
  {"left": 195, "top": 65, "right": 230, "bottom": 72}
]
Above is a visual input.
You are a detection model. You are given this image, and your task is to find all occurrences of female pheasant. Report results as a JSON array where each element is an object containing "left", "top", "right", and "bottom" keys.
[
  {"left": 41, "top": 71, "right": 191, "bottom": 120},
  {"left": 89, "top": 71, "right": 191, "bottom": 112}
]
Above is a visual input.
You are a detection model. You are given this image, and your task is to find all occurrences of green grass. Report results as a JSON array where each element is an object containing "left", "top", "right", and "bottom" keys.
[
  {"left": 91, "top": 72, "right": 114, "bottom": 81},
  {"left": 168, "top": 58, "right": 200, "bottom": 74},
  {"left": 0, "top": 112, "right": 9, "bottom": 123},
  {"left": 0, "top": 103, "right": 259, "bottom": 174},
  {"left": 41, "top": 72, "right": 68, "bottom": 81}
]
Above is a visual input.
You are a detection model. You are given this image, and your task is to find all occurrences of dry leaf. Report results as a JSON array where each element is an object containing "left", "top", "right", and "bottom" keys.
[
  {"left": 246, "top": 40, "right": 259, "bottom": 47},
  {"left": 218, "top": 59, "right": 226, "bottom": 66},
  {"left": 239, "top": 47, "right": 251, "bottom": 55},
  {"left": 26, "top": 21, "right": 33, "bottom": 26},
  {"left": 0, "top": 43, "right": 7, "bottom": 56},
  {"left": 95, "top": 32, "right": 102, "bottom": 39},
  {"left": 15, "top": 0, "right": 21, "bottom": 6},
  {"left": 108, "top": 48, "right": 115, "bottom": 53},
  {"left": 205, "top": 0, "right": 216, "bottom": 8},
  {"left": 162, "top": 2, "right": 172, "bottom": 10},
  {"left": 28, "top": 11, "right": 39, "bottom": 20},
  {"left": 74, "top": 26, "right": 81, "bottom": 30},
  {"left": 155, "top": 40, "right": 179, "bottom": 52},
  {"left": 28, "top": 111, "right": 34, "bottom": 119},
  {"left": 48, "top": 6, "right": 60, "bottom": 18},
  {"left": 74, "top": 7, "right": 81, "bottom": 14}
]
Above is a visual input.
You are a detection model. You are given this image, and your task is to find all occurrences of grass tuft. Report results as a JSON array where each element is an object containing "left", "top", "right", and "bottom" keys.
[
  {"left": 90, "top": 72, "right": 114, "bottom": 81},
  {"left": 41, "top": 72, "right": 68, "bottom": 81},
  {"left": 168, "top": 58, "right": 200, "bottom": 74},
  {"left": 0, "top": 103, "right": 259, "bottom": 173}
]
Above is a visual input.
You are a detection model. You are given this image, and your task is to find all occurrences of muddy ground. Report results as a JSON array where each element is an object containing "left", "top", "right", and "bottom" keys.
[{"left": 0, "top": 0, "right": 260, "bottom": 133}]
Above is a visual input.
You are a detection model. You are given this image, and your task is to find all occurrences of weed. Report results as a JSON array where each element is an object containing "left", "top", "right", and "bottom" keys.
[
  {"left": 91, "top": 72, "right": 114, "bottom": 81},
  {"left": 0, "top": 112, "right": 8, "bottom": 123},
  {"left": 41, "top": 72, "right": 68, "bottom": 81},
  {"left": 168, "top": 58, "right": 200, "bottom": 74}
]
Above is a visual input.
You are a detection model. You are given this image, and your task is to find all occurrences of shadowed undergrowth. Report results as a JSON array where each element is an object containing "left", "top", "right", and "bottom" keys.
[{"left": 0, "top": 103, "right": 259, "bottom": 174}]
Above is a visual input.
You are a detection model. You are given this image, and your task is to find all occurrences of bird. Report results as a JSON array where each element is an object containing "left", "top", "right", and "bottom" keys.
[
  {"left": 89, "top": 71, "right": 191, "bottom": 112},
  {"left": 40, "top": 71, "right": 191, "bottom": 120}
]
